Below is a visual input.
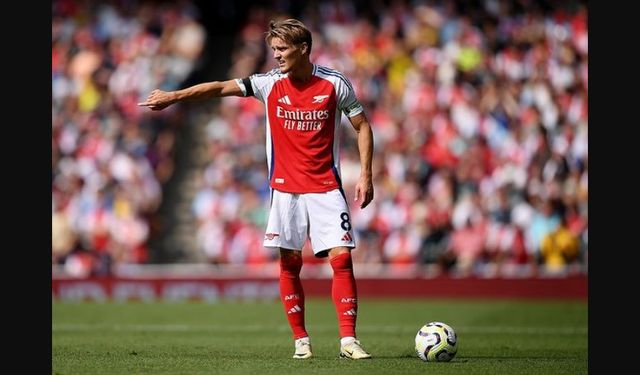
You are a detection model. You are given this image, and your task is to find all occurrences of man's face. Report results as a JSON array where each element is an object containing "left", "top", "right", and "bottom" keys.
[{"left": 270, "top": 37, "right": 305, "bottom": 73}]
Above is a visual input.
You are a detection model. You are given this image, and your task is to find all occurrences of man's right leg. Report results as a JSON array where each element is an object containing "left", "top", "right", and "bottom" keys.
[{"left": 279, "top": 248, "right": 312, "bottom": 359}]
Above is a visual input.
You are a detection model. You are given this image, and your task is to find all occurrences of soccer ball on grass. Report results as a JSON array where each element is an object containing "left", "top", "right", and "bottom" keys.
[{"left": 414, "top": 321, "right": 458, "bottom": 362}]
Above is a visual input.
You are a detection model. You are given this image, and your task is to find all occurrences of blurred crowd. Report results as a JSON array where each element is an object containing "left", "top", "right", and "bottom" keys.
[
  {"left": 191, "top": 0, "right": 588, "bottom": 277},
  {"left": 51, "top": 0, "right": 588, "bottom": 279},
  {"left": 51, "top": 0, "right": 206, "bottom": 277}
]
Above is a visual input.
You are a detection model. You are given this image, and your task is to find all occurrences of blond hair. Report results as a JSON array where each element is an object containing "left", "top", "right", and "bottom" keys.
[{"left": 265, "top": 18, "right": 312, "bottom": 54}]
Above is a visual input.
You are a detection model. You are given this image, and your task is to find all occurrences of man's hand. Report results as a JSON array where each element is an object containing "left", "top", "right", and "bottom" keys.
[
  {"left": 138, "top": 89, "right": 176, "bottom": 111},
  {"left": 354, "top": 176, "right": 374, "bottom": 209}
]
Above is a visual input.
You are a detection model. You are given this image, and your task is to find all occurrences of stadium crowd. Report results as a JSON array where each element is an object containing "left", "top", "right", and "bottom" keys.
[
  {"left": 52, "top": 0, "right": 205, "bottom": 277},
  {"left": 190, "top": 0, "right": 588, "bottom": 277},
  {"left": 51, "top": 0, "right": 588, "bottom": 279}
]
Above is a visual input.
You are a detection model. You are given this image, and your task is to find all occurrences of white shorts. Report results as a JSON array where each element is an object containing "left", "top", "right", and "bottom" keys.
[{"left": 263, "top": 188, "right": 356, "bottom": 257}]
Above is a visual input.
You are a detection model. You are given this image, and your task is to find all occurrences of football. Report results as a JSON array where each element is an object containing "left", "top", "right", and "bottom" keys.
[{"left": 415, "top": 321, "right": 458, "bottom": 362}]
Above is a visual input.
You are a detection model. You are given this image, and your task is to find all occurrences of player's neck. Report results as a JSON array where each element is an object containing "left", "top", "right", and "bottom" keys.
[{"left": 288, "top": 60, "right": 313, "bottom": 84}]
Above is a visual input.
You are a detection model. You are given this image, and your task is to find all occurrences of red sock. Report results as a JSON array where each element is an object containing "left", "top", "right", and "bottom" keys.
[
  {"left": 280, "top": 255, "right": 307, "bottom": 339},
  {"left": 330, "top": 252, "right": 357, "bottom": 338}
]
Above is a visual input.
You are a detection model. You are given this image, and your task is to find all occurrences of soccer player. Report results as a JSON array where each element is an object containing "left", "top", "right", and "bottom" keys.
[{"left": 139, "top": 18, "right": 374, "bottom": 360}]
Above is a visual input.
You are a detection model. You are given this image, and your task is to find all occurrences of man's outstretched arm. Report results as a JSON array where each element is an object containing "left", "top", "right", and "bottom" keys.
[
  {"left": 138, "top": 79, "right": 244, "bottom": 111},
  {"left": 348, "top": 112, "right": 374, "bottom": 209}
]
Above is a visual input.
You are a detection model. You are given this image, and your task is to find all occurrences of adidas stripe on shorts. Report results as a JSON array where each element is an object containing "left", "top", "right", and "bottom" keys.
[{"left": 263, "top": 188, "right": 356, "bottom": 256}]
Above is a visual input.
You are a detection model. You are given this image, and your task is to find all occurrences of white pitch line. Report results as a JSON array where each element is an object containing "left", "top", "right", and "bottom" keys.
[{"left": 52, "top": 324, "right": 586, "bottom": 335}]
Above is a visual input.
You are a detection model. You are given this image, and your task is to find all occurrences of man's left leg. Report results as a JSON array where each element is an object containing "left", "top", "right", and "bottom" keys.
[{"left": 329, "top": 247, "right": 371, "bottom": 359}]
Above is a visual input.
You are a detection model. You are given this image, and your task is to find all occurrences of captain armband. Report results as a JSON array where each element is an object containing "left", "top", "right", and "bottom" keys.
[{"left": 235, "top": 77, "right": 254, "bottom": 97}]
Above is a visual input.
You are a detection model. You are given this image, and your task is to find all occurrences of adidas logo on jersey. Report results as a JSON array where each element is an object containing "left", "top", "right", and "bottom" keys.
[
  {"left": 312, "top": 94, "right": 329, "bottom": 103},
  {"left": 341, "top": 232, "right": 352, "bottom": 242},
  {"left": 278, "top": 95, "right": 292, "bottom": 105}
]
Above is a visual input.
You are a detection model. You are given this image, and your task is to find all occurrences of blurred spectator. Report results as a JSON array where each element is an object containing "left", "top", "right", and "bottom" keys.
[
  {"left": 540, "top": 216, "right": 580, "bottom": 274},
  {"left": 441, "top": 216, "right": 486, "bottom": 277},
  {"left": 383, "top": 226, "right": 422, "bottom": 266}
]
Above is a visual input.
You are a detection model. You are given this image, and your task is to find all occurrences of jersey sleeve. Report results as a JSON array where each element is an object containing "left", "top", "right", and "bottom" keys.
[
  {"left": 235, "top": 69, "right": 281, "bottom": 103},
  {"left": 335, "top": 75, "right": 364, "bottom": 118}
]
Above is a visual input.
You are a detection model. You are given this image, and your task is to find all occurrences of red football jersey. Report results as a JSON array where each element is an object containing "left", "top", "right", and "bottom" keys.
[{"left": 236, "top": 65, "right": 363, "bottom": 193}]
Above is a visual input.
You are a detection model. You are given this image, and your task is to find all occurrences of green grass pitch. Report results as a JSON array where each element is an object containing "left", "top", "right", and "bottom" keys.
[{"left": 52, "top": 298, "right": 587, "bottom": 374}]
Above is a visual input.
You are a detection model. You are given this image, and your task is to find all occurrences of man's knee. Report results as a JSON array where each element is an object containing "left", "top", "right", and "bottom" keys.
[
  {"left": 280, "top": 248, "right": 303, "bottom": 274},
  {"left": 328, "top": 247, "right": 351, "bottom": 260}
]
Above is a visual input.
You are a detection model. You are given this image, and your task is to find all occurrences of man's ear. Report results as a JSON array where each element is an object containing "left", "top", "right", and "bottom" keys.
[{"left": 301, "top": 42, "right": 308, "bottom": 55}]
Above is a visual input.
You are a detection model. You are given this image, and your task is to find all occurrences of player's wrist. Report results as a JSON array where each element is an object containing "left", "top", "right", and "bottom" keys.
[{"left": 170, "top": 91, "right": 180, "bottom": 103}]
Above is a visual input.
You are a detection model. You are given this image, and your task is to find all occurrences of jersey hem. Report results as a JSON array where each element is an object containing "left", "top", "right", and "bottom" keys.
[{"left": 270, "top": 185, "right": 341, "bottom": 194}]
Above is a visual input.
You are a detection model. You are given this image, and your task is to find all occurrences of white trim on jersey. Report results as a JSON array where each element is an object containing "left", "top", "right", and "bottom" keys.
[
  {"left": 314, "top": 65, "right": 364, "bottom": 185},
  {"left": 247, "top": 69, "right": 288, "bottom": 181},
  {"left": 333, "top": 115, "right": 342, "bottom": 183},
  {"left": 265, "top": 103, "right": 273, "bottom": 182}
]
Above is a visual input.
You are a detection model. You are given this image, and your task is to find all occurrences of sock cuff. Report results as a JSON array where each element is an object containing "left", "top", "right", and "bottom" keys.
[
  {"left": 330, "top": 252, "right": 352, "bottom": 270},
  {"left": 295, "top": 336, "right": 310, "bottom": 344},
  {"left": 340, "top": 336, "right": 356, "bottom": 346}
]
